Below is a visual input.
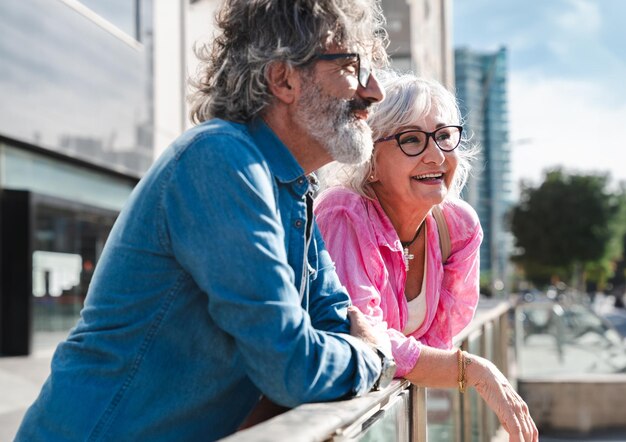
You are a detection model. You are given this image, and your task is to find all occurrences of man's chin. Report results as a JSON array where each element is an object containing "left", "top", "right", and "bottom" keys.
[
  {"left": 329, "top": 125, "right": 373, "bottom": 165},
  {"left": 332, "top": 144, "right": 372, "bottom": 164}
]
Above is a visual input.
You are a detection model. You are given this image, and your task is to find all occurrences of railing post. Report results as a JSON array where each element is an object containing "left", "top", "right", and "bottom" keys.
[
  {"left": 480, "top": 324, "right": 489, "bottom": 442},
  {"left": 499, "top": 310, "right": 510, "bottom": 379},
  {"left": 410, "top": 384, "right": 427, "bottom": 442}
]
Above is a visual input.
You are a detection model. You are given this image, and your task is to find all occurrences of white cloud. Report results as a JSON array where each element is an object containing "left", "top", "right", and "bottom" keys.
[
  {"left": 556, "top": 0, "right": 601, "bottom": 33},
  {"left": 509, "top": 72, "right": 626, "bottom": 196}
]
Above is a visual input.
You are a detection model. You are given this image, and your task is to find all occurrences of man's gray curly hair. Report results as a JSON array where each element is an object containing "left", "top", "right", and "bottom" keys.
[{"left": 189, "top": 0, "right": 388, "bottom": 124}]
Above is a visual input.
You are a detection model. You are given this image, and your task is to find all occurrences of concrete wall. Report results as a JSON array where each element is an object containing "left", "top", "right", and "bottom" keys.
[
  {"left": 407, "top": 0, "right": 454, "bottom": 89},
  {"left": 153, "top": 0, "right": 219, "bottom": 160},
  {"left": 518, "top": 376, "right": 626, "bottom": 434}
]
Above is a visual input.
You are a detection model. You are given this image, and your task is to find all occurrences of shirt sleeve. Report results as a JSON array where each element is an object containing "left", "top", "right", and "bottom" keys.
[
  {"left": 315, "top": 195, "right": 421, "bottom": 378},
  {"left": 306, "top": 224, "right": 352, "bottom": 335},
  {"left": 420, "top": 200, "right": 483, "bottom": 349},
  {"left": 160, "top": 134, "right": 380, "bottom": 407}
]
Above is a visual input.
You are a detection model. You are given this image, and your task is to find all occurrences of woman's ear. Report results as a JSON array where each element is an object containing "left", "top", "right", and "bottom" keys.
[
  {"left": 368, "top": 151, "right": 380, "bottom": 182},
  {"left": 266, "top": 61, "right": 299, "bottom": 105}
]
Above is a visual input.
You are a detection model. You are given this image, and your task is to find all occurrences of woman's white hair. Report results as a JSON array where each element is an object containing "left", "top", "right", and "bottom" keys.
[{"left": 320, "top": 70, "right": 478, "bottom": 200}]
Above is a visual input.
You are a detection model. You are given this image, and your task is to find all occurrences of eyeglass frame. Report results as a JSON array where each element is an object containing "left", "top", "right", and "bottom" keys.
[
  {"left": 312, "top": 53, "right": 371, "bottom": 88},
  {"left": 374, "top": 125, "right": 464, "bottom": 157}
]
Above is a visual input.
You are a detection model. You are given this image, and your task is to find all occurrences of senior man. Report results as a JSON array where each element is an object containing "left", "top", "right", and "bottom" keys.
[{"left": 16, "top": 0, "right": 395, "bottom": 440}]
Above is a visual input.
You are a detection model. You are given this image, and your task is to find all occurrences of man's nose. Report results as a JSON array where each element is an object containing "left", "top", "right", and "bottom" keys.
[{"left": 358, "top": 72, "right": 385, "bottom": 104}]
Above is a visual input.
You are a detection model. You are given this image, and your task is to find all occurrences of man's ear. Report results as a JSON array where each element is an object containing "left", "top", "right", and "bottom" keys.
[{"left": 266, "top": 61, "right": 299, "bottom": 104}]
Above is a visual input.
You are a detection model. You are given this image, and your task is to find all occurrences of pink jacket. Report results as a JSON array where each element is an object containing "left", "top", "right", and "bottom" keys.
[{"left": 314, "top": 187, "right": 483, "bottom": 377}]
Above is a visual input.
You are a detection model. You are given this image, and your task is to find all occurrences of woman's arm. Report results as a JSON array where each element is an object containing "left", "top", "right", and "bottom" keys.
[{"left": 406, "top": 347, "right": 537, "bottom": 442}]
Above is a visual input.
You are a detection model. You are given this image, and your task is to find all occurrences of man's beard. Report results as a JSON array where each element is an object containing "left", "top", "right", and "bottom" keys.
[{"left": 294, "top": 79, "right": 374, "bottom": 165}]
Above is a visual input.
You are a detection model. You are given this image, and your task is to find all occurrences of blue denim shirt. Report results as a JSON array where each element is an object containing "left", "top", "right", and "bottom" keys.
[{"left": 17, "top": 119, "right": 381, "bottom": 441}]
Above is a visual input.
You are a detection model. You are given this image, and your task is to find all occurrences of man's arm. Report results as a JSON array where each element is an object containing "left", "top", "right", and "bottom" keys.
[
  {"left": 305, "top": 225, "right": 352, "bottom": 334},
  {"left": 161, "top": 133, "right": 380, "bottom": 407}
]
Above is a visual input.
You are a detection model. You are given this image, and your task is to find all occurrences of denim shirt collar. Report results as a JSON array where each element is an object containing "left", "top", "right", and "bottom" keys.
[{"left": 247, "top": 117, "right": 306, "bottom": 187}]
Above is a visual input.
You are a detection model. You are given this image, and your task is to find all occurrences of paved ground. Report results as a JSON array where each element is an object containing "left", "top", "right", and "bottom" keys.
[
  {"left": 0, "top": 332, "right": 65, "bottom": 441},
  {"left": 0, "top": 354, "right": 49, "bottom": 441},
  {"left": 541, "top": 432, "right": 626, "bottom": 442}
]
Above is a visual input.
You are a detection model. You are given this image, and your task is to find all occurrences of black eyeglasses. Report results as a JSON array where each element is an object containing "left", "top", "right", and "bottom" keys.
[
  {"left": 375, "top": 125, "right": 463, "bottom": 157},
  {"left": 313, "top": 53, "right": 372, "bottom": 88}
]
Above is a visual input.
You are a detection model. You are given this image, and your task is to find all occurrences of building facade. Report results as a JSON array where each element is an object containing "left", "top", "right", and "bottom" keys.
[
  {"left": 0, "top": 0, "right": 229, "bottom": 356},
  {"left": 454, "top": 47, "right": 512, "bottom": 294},
  {"left": 382, "top": 0, "right": 453, "bottom": 88},
  {"left": 0, "top": 0, "right": 155, "bottom": 355}
]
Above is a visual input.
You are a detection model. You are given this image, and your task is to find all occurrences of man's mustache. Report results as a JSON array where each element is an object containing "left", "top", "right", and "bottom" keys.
[{"left": 348, "top": 97, "right": 372, "bottom": 113}]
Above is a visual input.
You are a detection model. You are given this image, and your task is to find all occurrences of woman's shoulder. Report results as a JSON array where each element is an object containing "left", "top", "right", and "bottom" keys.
[
  {"left": 314, "top": 186, "right": 369, "bottom": 215},
  {"left": 439, "top": 198, "right": 481, "bottom": 232}
]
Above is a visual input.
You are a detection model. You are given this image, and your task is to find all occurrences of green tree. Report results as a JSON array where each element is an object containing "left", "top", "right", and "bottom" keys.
[
  {"left": 606, "top": 186, "right": 626, "bottom": 291},
  {"left": 510, "top": 169, "right": 622, "bottom": 290}
]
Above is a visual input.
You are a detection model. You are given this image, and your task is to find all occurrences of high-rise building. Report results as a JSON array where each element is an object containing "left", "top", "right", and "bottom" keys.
[{"left": 454, "top": 47, "right": 512, "bottom": 294}]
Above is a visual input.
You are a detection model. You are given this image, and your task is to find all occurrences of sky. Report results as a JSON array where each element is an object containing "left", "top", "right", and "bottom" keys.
[{"left": 453, "top": 0, "right": 626, "bottom": 197}]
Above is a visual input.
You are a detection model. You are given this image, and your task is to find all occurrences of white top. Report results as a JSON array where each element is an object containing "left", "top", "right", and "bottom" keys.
[{"left": 402, "top": 248, "right": 428, "bottom": 335}]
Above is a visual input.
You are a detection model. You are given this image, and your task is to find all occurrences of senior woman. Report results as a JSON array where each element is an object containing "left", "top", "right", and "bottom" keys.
[{"left": 314, "top": 73, "right": 537, "bottom": 442}]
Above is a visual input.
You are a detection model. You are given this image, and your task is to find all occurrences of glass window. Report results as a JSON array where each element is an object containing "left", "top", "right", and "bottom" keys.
[
  {"left": 31, "top": 199, "right": 117, "bottom": 345},
  {"left": 0, "top": 0, "right": 154, "bottom": 176},
  {"left": 1, "top": 144, "right": 136, "bottom": 212},
  {"left": 79, "top": 0, "right": 139, "bottom": 38}
]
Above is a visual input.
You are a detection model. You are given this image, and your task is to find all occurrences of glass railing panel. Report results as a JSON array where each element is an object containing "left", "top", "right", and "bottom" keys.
[
  {"left": 353, "top": 389, "right": 410, "bottom": 442},
  {"left": 425, "top": 388, "right": 458, "bottom": 442}
]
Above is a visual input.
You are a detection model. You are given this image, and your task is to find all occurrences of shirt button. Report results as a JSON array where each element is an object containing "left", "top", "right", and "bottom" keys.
[
  {"left": 294, "top": 219, "right": 303, "bottom": 228},
  {"left": 297, "top": 177, "right": 305, "bottom": 185}
]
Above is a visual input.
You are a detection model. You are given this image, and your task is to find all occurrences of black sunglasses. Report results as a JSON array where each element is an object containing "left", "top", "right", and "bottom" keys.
[
  {"left": 375, "top": 125, "right": 463, "bottom": 157},
  {"left": 313, "top": 53, "right": 372, "bottom": 88}
]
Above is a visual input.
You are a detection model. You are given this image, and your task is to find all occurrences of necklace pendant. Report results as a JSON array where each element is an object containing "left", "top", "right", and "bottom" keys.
[{"left": 403, "top": 247, "right": 414, "bottom": 271}]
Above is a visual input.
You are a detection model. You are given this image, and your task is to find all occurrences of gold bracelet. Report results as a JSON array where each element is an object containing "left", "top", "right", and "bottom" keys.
[{"left": 457, "top": 349, "right": 466, "bottom": 393}]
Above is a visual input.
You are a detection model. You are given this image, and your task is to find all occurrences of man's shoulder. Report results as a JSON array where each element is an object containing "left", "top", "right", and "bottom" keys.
[
  {"left": 161, "top": 119, "right": 269, "bottom": 171},
  {"left": 177, "top": 119, "right": 255, "bottom": 151},
  {"left": 143, "top": 119, "right": 270, "bottom": 192}
]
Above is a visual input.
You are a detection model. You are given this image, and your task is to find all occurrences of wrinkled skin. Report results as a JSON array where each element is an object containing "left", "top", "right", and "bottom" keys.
[{"left": 467, "top": 354, "right": 538, "bottom": 442}]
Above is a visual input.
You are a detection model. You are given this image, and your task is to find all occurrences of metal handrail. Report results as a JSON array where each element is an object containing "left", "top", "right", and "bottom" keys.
[
  {"left": 222, "top": 379, "right": 412, "bottom": 442},
  {"left": 222, "top": 299, "right": 514, "bottom": 442}
]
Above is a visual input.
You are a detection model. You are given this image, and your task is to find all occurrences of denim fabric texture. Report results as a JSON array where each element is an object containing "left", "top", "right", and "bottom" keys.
[{"left": 16, "top": 118, "right": 381, "bottom": 441}]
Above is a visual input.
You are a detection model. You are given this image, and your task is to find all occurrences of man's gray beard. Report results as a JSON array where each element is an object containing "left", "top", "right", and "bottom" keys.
[{"left": 295, "top": 80, "right": 373, "bottom": 165}]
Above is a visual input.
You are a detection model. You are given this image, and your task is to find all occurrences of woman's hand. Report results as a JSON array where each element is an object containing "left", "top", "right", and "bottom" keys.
[
  {"left": 347, "top": 306, "right": 383, "bottom": 348},
  {"left": 465, "top": 354, "right": 538, "bottom": 442}
]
